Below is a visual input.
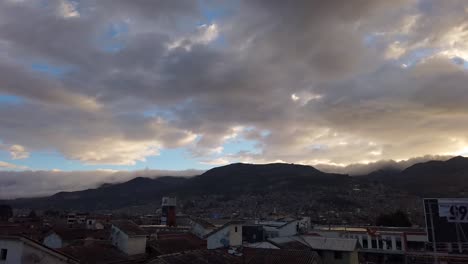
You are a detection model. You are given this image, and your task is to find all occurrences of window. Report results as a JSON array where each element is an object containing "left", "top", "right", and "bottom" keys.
[
  {"left": 371, "top": 239, "right": 377, "bottom": 249},
  {"left": 1, "top": 249, "right": 7, "bottom": 260},
  {"left": 235, "top": 226, "right": 238, "bottom": 232},
  {"left": 362, "top": 238, "right": 368, "bottom": 248},
  {"left": 396, "top": 238, "right": 402, "bottom": 250},
  {"left": 334, "top": 251, "right": 343, "bottom": 259}
]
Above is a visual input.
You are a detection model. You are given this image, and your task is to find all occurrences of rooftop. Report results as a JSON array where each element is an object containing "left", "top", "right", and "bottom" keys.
[
  {"left": 49, "top": 228, "right": 109, "bottom": 241},
  {"left": 60, "top": 240, "right": 135, "bottom": 264},
  {"left": 0, "top": 235, "right": 79, "bottom": 263},
  {"left": 203, "top": 220, "right": 244, "bottom": 239},
  {"left": 243, "top": 248, "right": 322, "bottom": 264},
  {"left": 147, "top": 249, "right": 241, "bottom": 264},
  {"left": 112, "top": 220, "right": 147, "bottom": 236},
  {"left": 148, "top": 233, "right": 206, "bottom": 255},
  {"left": 301, "top": 236, "right": 358, "bottom": 252}
]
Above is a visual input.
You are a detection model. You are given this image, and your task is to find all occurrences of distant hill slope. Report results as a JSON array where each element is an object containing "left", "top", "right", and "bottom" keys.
[
  {"left": 182, "top": 163, "right": 350, "bottom": 195},
  {"left": 9, "top": 176, "right": 188, "bottom": 211},
  {"left": 6, "top": 158, "right": 468, "bottom": 211},
  {"left": 370, "top": 156, "right": 468, "bottom": 196},
  {"left": 6, "top": 163, "right": 350, "bottom": 210}
]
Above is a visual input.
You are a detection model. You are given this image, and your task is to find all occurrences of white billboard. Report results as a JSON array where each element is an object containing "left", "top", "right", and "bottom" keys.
[{"left": 438, "top": 198, "right": 468, "bottom": 223}]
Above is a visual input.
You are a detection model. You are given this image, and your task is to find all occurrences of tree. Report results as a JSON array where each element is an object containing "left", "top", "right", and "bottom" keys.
[
  {"left": 376, "top": 210, "right": 411, "bottom": 227},
  {"left": 0, "top": 204, "right": 13, "bottom": 221}
]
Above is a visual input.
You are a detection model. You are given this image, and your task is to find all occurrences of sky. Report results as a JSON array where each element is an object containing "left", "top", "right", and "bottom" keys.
[{"left": 0, "top": 0, "right": 467, "bottom": 197}]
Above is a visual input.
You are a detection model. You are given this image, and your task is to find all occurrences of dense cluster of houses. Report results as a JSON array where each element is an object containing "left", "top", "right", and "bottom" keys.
[{"left": 0, "top": 197, "right": 468, "bottom": 263}]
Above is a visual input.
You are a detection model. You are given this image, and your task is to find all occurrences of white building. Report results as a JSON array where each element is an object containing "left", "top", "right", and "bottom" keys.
[
  {"left": 110, "top": 220, "right": 147, "bottom": 255},
  {"left": 43, "top": 228, "right": 106, "bottom": 249},
  {"left": 312, "top": 226, "right": 427, "bottom": 253},
  {"left": 188, "top": 217, "right": 217, "bottom": 238},
  {"left": 0, "top": 235, "right": 78, "bottom": 264},
  {"left": 205, "top": 221, "right": 243, "bottom": 249},
  {"left": 85, "top": 219, "right": 104, "bottom": 230},
  {"left": 260, "top": 217, "right": 311, "bottom": 238}
]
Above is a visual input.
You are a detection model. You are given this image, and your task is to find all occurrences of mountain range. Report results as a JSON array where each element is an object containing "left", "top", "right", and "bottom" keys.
[{"left": 4, "top": 156, "right": 468, "bottom": 212}]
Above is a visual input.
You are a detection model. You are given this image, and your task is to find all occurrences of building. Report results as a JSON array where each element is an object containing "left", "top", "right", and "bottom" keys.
[
  {"left": 269, "top": 236, "right": 359, "bottom": 264},
  {"left": 205, "top": 221, "right": 243, "bottom": 249},
  {"left": 110, "top": 220, "right": 147, "bottom": 255},
  {"left": 146, "top": 249, "right": 241, "bottom": 264},
  {"left": 147, "top": 233, "right": 206, "bottom": 255},
  {"left": 301, "top": 236, "right": 360, "bottom": 264},
  {"left": 0, "top": 235, "right": 79, "bottom": 264},
  {"left": 43, "top": 228, "right": 108, "bottom": 249},
  {"left": 85, "top": 218, "right": 105, "bottom": 230},
  {"left": 188, "top": 217, "right": 217, "bottom": 238},
  {"left": 60, "top": 240, "right": 148, "bottom": 264},
  {"left": 258, "top": 217, "right": 311, "bottom": 238},
  {"left": 312, "top": 225, "right": 427, "bottom": 263},
  {"left": 146, "top": 248, "right": 322, "bottom": 264},
  {"left": 161, "top": 197, "right": 176, "bottom": 227},
  {"left": 243, "top": 248, "right": 322, "bottom": 264},
  {"left": 242, "top": 225, "right": 265, "bottom": 243}
]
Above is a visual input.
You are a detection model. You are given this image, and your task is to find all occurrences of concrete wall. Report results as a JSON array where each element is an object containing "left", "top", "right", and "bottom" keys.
[
  {"left": 320, "top": 250, "right": 359, "bottom": 264},
  {"left": 207, "top": 226, "right": 229, "bottom": 249},
  {"left": 207, "top": 224, "right": 242, "bottom": 249},
  {"left": 126, "top": 236, "right": 147, "bottom": 255},
  {"left": 0, "top": 239, "right": 23, "bottom": 264},
  {"left": 228, "top": 225, "right": 242, "bottom": 247},
  {"left": 0, "top": 237, "right": 75, "bottom": 264},
  {"left": 111, "top": 225, "right": 129, "bottom": 254},
  {"left": 43, "top": 233, "right": 62, "bottom": 249},
  {"left": 110, "top": 225, "right": 147, "bottom": 255}
]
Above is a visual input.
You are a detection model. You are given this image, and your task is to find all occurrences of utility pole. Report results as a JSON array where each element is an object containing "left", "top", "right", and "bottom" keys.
[{"left": 428, "top": 201, "right": 438, "bottom": 264}]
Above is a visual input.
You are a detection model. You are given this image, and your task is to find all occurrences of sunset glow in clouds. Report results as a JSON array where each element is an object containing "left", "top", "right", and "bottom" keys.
[{"left": 0, "top": 0, "right": 466, "bottom": 182}]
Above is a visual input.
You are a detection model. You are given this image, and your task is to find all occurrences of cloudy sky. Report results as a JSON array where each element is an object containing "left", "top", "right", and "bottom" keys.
[{"left": 0, "top": 0, "right": 467, "bottom": 179}]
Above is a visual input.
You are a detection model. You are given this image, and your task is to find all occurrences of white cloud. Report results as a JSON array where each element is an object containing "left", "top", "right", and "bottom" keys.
[
  {"left": 0, "top": 160, "right": 27, "bottom": 170},
  {"left": 0, "top": 0, "right": 467, "bottom": 171},
  {"left": 0, "top": 169, "right": 203, "bottom": 199},
  {"left": 9, "top": 144, "right": 29, "bottom": 159},
  {"left": 58, "top": 0, "right": 80, "bottom": 18},
  {"left": 385, "top": 41, "right": 406, "bottom": 60},
  {"left": 167, "top": 23, "right": 219, "bottom": 51}
]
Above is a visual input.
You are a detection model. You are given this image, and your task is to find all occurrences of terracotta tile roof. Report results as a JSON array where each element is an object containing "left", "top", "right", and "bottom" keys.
[
  {"left": 112, "top": 220, "right": 147, "bottom": 236},
  {"left": 0, "top": 224, "right": 43, "bottom": 239},
  {"left": 275, "top": 241, "right": 311, "bottom": 251},
  {"left": 60, "top": 241, "right": 131, "bottom": 264},
  {"left": 48, "top": 228, "right": 110, "bottom": 241},
  {"left": 147, "top": 249, "right": 242, "bottom": 264},
  {"left": 243, "top": 248, "right": 322, "bottom": 264},
  {"left": 146, "top": 249, "right": 322, "bottom": 264},
  {"left": 148, "top": 233, "right": 206, "bottom": 255}
]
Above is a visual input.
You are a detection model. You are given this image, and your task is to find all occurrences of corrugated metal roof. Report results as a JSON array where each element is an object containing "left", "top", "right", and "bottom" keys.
[{"left": 245, "top": 242, "right": 280, "bottom": 249}]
